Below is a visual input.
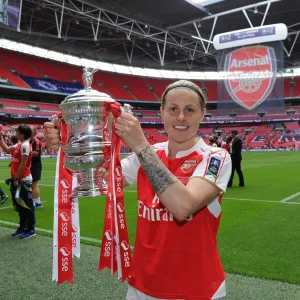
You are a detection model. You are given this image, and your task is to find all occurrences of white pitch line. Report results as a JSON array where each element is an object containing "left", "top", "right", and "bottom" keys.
[
  {"left": 225, "top": 197, "right": 274, "bottom": 202},
  {"left": 0, "top": 201, "right": 48, "bottom": 211},
  {"left": 280, "top": 192, "right": 300, "bottom": 203},
  {"left": 0, "top": 220, "right": 101, "bottom": 243},
  {"left": 1, "top": 197, "right": 300, "bottom": 249},
  {"left": 224, "top": 198, "right": 300, "bottom": 205},
  {"left": 0, "top": 206, "right": 13, "bottom": 210},
  {"left": 0, "top": 220, "right": 134, "bottom": 249}
]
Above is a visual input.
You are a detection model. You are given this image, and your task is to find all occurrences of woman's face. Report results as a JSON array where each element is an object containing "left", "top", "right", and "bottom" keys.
[{"left": 160, "top": 88, "right": 205, "bottom": 144}]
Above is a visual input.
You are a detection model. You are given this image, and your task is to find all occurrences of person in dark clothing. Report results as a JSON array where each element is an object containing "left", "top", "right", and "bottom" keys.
[
  {"left": 227, "top": 130, "right": 245, "bottom": 187},
  {"left": 30, "top": 127, "right": 42, "bottom": 208}
]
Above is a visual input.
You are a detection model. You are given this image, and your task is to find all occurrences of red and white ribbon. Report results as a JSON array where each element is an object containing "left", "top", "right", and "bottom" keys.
[
  {"left": 52, "top": 118, "right": 74, "bottom": 284},
  {"left": 71, "top": 175, "right": 80, "bottom": 258},
  {"left": 52, "top": 102, "right": 132, "bottom": 284},
  {"left": 99, "top": 102, "right": 132, "bottom": 281}
]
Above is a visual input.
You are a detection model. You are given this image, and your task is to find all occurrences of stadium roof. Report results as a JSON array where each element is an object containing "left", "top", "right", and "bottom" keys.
[{"left": 1, "top": 0, "right": 300, "bottom": 71}]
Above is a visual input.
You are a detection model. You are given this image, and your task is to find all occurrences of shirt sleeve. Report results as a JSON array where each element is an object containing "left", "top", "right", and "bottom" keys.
[
  {"left": 21, "top": 143, "right": 31, "bottom": 156},
  {"left": 190, "top": 150, "right": 232, "bottom": 192},
  {"left": 121, "top": 153, "right": 141, "bottom": 185}
]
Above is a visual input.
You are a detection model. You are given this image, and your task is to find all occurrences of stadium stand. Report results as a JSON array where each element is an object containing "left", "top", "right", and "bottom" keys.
[
  {"left": 0, "top": 96, "right": 298, "bottom": 123},
  {"left": 0, "top": 99, "right": 58, "bottom": 116},
  {"left": 117, "top": 75, "right": 158, "bottom": 101},
  {"left": 2, "top": 49, "right": 300, "bottom": 101},
  {"left": 0, "top": 60, "right": 30, "bottom": 88},
  {"left": 0, "top": 49, "right": 299, "bottom": 152},
  {"left": 0, "top": 49, "right": 42, "bottom": 77}
]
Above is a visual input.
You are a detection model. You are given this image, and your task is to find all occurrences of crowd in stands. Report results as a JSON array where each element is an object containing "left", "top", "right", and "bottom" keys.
[
  {"left": 0, "top": 124, "right": 57, "bottom": 156},
  {"left": 0, "top": 120, "right": 299, "bottom": 156},
  {"left": 118, "top": 121, "right": 300, "bottom": 153},
  {"left": 0, "top": 95, "right": 298, "bottom": 125}
]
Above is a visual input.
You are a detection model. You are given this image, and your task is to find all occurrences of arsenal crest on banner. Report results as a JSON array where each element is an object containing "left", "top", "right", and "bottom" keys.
[{"left": 224, "top": 46, "right": 277, "bottom": 110}]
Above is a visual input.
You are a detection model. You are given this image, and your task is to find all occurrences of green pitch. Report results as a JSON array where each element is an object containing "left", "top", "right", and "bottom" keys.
[{"left": 0, "top": 151, "right": 299, "bottom": 284}]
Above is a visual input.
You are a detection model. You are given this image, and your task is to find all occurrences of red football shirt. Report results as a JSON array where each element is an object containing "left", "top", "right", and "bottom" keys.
[
  {"left": 11, "top": 140, "right": 32, "bottom": 179},
  {"left": 121, "top": 138, "right": 231, "bottom": 300}
]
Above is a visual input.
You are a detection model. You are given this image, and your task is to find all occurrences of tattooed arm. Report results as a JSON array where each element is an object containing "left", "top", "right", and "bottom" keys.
[
  {"left": 137, "top": 145, "right": 224, "bottom": 221},
  {"left": 137, "top": 145, "right": 177, "bottom": 196}
]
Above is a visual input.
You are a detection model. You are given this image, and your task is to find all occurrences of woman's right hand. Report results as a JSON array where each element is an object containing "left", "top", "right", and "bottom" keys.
[{"left": 44, "top": 118, "right": 61, "bottom": 151}]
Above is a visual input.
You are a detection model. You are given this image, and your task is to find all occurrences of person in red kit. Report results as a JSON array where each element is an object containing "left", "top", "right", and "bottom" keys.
[
  {"left": 0, "top": 125, "right": 36, "bottom": 239},
  {"left": 44, "top": 80, "right": 232, "bottom": 300}
]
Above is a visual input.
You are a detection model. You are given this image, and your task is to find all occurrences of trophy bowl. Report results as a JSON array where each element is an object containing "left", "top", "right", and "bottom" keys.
[{"left": 59, "top": 68, "right": 131, "bottom": 198}]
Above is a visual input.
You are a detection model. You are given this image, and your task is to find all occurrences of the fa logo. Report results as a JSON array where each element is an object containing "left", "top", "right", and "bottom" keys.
[{"left": 224, "top": 45, "right": 277, "bottom": 110}]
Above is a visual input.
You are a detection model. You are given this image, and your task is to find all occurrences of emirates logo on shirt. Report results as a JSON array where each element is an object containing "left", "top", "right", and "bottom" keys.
[
  {"left": 180, "top": 159, "right": 198, "bottom": 174},
  {"left": 138, "top": 200, "right": 193, "bottom": 222},
  {"left": 151, "top": 194, "right": 160, "bottom": 208}
]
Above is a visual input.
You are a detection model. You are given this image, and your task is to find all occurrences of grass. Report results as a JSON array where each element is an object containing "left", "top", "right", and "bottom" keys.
[{"left": 0, "top": 151, "right": 299, "bottom": 284}]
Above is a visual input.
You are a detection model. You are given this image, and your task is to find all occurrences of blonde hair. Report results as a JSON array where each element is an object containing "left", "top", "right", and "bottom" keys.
[{"left": 161, "top": 80, "right": 206, "bottom": 111}]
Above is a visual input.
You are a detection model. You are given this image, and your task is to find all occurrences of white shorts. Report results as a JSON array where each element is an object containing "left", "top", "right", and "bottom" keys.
[{"left": 126, "top": 285, "right": 224, "bottom": 300}]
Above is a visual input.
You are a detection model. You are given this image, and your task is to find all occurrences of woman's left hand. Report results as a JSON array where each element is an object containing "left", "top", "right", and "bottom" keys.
[{"left": 115, "top": 112, "right": 149, "bottom": 154}]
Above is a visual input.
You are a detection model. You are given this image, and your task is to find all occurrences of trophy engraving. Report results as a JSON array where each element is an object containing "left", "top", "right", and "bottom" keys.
[{"left": 59, "top": 67, "right": 132, "bottom": 197}]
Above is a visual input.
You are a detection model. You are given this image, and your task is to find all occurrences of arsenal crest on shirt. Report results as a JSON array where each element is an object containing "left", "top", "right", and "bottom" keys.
[
  {"left": 180, "top": 159, "right": 198, "bottom": 174},
  {"left": 224, "top": 45, "right": 277, "bottom": 110}
]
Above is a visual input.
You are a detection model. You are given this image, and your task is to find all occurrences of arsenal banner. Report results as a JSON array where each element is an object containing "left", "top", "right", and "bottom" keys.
[{"left": 216, "top": 42, "right": 284, "bottom": 117}]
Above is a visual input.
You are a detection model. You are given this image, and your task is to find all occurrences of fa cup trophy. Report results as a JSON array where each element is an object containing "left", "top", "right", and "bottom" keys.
[
  {"left": 59, "top": 67, "right": 131, "bottom": 197},
  {"left": 53, "top": 68, "right": 133, "bottom": 285}
]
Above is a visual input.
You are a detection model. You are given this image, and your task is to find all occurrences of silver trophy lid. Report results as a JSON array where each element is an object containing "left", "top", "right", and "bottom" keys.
[{"left": 60, "top": 67, "right": 114, "bottom": 106}]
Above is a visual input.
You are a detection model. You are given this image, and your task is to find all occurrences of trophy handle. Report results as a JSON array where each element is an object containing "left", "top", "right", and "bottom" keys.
[
  {"left": 121, "top": 103, "right": 133, "bottom": 114},
  {"left": 106, "top": 103, "right": 133, "bottom": 137}
]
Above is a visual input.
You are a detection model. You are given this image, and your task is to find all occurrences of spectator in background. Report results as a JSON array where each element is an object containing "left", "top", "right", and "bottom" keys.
[
  {"left": 228, "top": 130, "right": 245, "bottom": 188},
  {"left": 30, "top": 127, "right": 42, "bottom": 208},
  {"left": 0, "top": 125, "right": 36, "bottom": 239},
  {"left": 215, "top": 136, "right": 222, "bottom": 147},
  {"left": 222, "top": 136, "right": 232, "bottom": 153},
  {"left": 208, "top": 135, "right": 217, "bottom": 147}
]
